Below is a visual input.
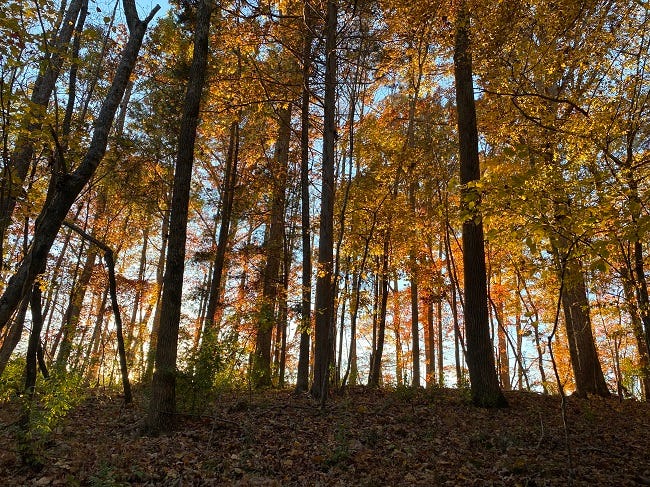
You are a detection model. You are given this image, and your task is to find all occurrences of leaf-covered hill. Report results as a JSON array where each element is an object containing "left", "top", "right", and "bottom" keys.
[{"left": 1, "top": 388, "right": 649, "bottom": 486}]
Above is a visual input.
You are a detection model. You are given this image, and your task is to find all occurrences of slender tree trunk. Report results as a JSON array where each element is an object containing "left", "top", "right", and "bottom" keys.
[
  {"left": 81, "top": 286, "right": 108, "bottom": 379},
  {"left": 127, "top": 227, "right": 149, "bottom": 363},
  {"left": 146, "top": 0, "right": 211, "bottom": 435},
  {"left": 393, "top": 278, "right": 402, "bottom": 386},
  {"left": 560, "top": 258, "right": 610, "bottom": 397},
  {"left": 342, "top": 213, "right": 377, "bottom": 388},
  {"left": 621, "top": 268, "right": 650, "bottom": 400},
  {"left": 104, "top": 250, "right": 132, "bottom": 404},
  {"left": 56, "top": 246, "right": 98, "bottom": 370},
  {"left": 424, "top": 298, "right": 436, "bottom": 388},
  {"left": 254, "top": 105, "right": 291, "bottom": 388},
  {"left": 311, "top": 0, "right": 337, "bottom": 402},
  {"left": 19, "top": 282, "right": 47, "bottom": 466},
  {"left": 199, "top": 121, "right": 239, "bottom": 353},
  {"left": 368, "top": 235, "right": 389, "bottom": 388},
  {"left": 295, "top": 0, "right": 315, "bottom": 394},
  {"left": 453, "top": 1, "right": 506, "bottom": 407},
  {"left": 515, "top": 276, "right": 524, "bottom": 390},
  {"left": 495, "top": 276, "right": 510, "bottom": 391},
  {"left": 336, "top": 269, "right": 349, "bottom": 386},
  {"left": 144, "top": 206, "right": 169, "bottom": 383},
  {"left": 278, "top": 221, "right": 295, "bottom": 388}
]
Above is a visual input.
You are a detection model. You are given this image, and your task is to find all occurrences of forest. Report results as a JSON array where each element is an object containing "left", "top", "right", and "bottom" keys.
[{"left": 1, "top": 0, "right": 650, "bottom": 484}]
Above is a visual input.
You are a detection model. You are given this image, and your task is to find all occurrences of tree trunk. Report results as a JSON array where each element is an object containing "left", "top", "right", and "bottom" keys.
[
  {"left": 453, "top": 1, "right": 506, "bottom": 407},
  {"left": 621, "top": 268, "right": 650, "bottom": 400},
  {"left": 146, "top": 0, "right": 211, "bottom": 435},
  {"left": 55, "top": 246, "right": 98, "bottom": 370},
  {"left": 393, "top": 278, "right": 402, "bottom": 386},
  {"left": 19, "top": 282, "right": 47, "bottom": 467},
  {"left": 144, "top": 205, "right": 169, "bottom": 384},
  {"left": 295, "top": 0, "right": 315, "bottom": 394},
  {"left": 495, "top": 283, "right": 510, "bottom": 391},
  {"left": 126, "top": 227, "right": 149, "bottom": 364},
  {"left": 368, "top": 235, "right": 389, "bottom": 388},
  {"left": 81, "top": 286, "right": 108, "bottom": 379},
  {"left": 425, "top": 297, "right": 435, "bottom": 388},
  {"left": 104, "top": 250, "right": 132, "bottom": 404},
  {"left": 560, "top": 259, "right": 610, "bottom": 397},
  {"left": 254, "top": 105, "right": 291, "bottom": 388},
  {"left": 199, "top": 121, "right": 239, "bottom": 347},
  {"left": 311, "top": 0, "right": 337, "bottom": 403},
  {"left": 0, "top": 296, "right": 29, "bottom": 377}
]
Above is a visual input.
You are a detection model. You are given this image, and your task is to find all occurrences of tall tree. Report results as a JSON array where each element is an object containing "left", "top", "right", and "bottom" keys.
[
  {"left": 0, "top": 0, "right": 86, "bottom": 265},
  {"left": 311, "top": 0, "right": 338, "bottom": 402},
  {"left": 295, "top": 0, "right": 315, "bottom": 394},
  {"left": 254, "top": 104, "right": 292, "bottom": 388},
  {"left": 146, "top": 0, "right": 213, "bottom": 434},
  {"left": 453, "top": 0, "right": 506, "bottom": 407}
]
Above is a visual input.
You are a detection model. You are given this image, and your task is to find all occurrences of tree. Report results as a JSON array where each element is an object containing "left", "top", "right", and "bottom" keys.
[
  {"left": 0, "top": 0, "right": 160, "bottom": 332},
  {"left": 253, "top": 104, "right": 292, "bottom": 388},
  {"left": 146, "top": 0, "right": 213, "bottom": 435},
  {"left": 453, "top": 0, "right": 507, "bottom": 408},
  {"left": 311, "top": 0, "right": 338, "bottom": 402}
]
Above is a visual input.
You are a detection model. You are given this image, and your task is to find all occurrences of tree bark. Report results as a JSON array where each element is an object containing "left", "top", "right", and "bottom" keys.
[
  {"left": 368, "top": 235, "right": 389, "bottom": 388},
  {"left": 0, "top": 296, "right": 29, "bottom": 377},
  {"left": 560, "top": 258, "right": 610, "bottom": 397},
  {"left": 453, "top": 1, "right": 506, "bottom": 407},
  {"left": 146, "top": 0, "right": 211, "bottom": 435},
  {"left": 310, "top": 0, "right": 337, "bottom": 402},
  {"left": 295, "top": 0, "right": 316, "bottom": 394},
  {"left": 144, "top": 206, "right": 169, "bottom": 384}
]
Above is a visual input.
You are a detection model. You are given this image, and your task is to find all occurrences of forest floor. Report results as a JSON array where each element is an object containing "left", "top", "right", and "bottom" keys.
[{"left": 1, "top": 386, "right": 649, "bottom": 486}]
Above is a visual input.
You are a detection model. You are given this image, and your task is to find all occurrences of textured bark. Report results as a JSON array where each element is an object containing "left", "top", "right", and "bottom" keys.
[
  {"left": 25, "top": 284, "right": 45, "bottom": 398},
  {"left": 454, "top": 1, "right": 506, "bottom": 407},
  {"left": 61, "top": 0, "right": 89, "bottom": 148},
  {"left": 254, "top": 106, "right": 291, "bottom": 388},
  {"left": 143, "top": 207, "right": 169, "bottom": 383},
  {"left": 146, "top": 0, "right": 211, "bottom": 435},
  {"left": 620, "top": 270, "right": 650, "bottom": 400},
  {"left": 0, "top": 1, "right": 159, "bottom": 332},
  {"left": 311, "top": 0, "right": 337, "bottom": 402}
]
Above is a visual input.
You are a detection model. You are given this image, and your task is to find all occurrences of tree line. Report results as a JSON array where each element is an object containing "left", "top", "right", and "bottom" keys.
[{"left": 1, "top": 0, "right": 649, "bottom": 437}]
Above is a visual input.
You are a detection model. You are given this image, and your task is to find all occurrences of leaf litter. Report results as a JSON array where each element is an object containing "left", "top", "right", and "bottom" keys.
[{"left": 1, "top": 387, "right": 649, "bottom": 486}]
